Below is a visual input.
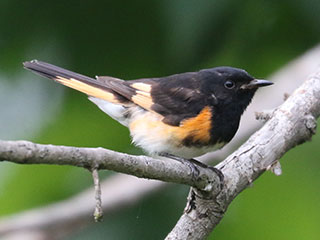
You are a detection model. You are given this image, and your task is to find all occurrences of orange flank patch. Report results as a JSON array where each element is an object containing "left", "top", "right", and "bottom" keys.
[
  {"left": 129, "top": 106, "right": 212, "bottom": 147},
  {"left": 175, "top": 106, "right": 212, "bottom": 144},
  {"left": 55, "top": 76, "right": 118, "bottom": 103}
]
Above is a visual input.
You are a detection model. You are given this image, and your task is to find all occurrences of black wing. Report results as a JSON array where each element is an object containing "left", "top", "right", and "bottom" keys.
[{"left": 98, "top": 72, "right": 207, "bottom": 126}]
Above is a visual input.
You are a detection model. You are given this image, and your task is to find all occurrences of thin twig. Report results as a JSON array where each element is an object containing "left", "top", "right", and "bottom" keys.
[{"left": 91, "top": 168, "right": 103, "bottom": 222}]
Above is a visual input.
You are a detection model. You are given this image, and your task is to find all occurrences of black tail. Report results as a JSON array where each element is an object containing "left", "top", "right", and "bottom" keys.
[
  {"left": 23, "top": 60, "right": 124, "bottom": 104},
  {"left": 23, "top": 60, "right": 100, "bottom": 86}
]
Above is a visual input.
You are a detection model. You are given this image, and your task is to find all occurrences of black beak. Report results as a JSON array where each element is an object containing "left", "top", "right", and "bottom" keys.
[{"left": 241, "top": 79, "right": 273, "bottom": 89}]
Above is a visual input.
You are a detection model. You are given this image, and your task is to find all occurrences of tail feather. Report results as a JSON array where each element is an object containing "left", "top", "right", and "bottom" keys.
[
  {"left": 23, "top": 60, "right": 127, "bottom": 104},
  {"left": 23, "top": 60, "right": 95, "bottom": 84}
]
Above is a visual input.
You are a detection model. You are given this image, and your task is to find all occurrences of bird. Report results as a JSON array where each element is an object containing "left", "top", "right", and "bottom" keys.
[{"left": 23, "top": 60, "right": 273, "bottom": 171}]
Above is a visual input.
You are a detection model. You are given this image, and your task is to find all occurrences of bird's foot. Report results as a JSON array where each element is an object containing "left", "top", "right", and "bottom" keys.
[{"left": 159, "top": 153, "right": 224, "bottom": 184}]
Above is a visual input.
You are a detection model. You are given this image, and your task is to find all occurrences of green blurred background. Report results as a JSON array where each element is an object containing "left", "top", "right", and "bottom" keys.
[{"left": 1, "top": 0, "right": 320, "bottom": 239}]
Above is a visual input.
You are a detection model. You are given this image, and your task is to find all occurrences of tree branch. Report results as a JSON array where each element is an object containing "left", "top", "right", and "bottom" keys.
[
  {"left": 166, "top": 68, "right": 320, "bottom": 239},
  {"left": 0, "top": 140, "right": 221, "bottom": 193}
]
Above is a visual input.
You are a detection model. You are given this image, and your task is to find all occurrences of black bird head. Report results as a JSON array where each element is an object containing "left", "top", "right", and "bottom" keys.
[{"left": 200, "top": 66, "right": 273, "bottom": 111}]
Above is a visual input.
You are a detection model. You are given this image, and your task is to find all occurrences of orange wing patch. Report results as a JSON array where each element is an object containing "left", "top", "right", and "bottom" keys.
[
  {"left": 55, "top": 76, "right": 118, "bottom": 103},
  {"left": 131, "top": 82, "right": 152, "bottom": 93},
  {"left": 130, "top": 82, "right": 155, "bottom": 111},
  {"left": 131, "top": 91, "right": 154, "bottom": 110}
]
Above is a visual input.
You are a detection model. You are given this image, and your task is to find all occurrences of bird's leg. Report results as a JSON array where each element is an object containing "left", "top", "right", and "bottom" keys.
[{"left": 159, "top": 153, "right": 224, "bottom": 184}]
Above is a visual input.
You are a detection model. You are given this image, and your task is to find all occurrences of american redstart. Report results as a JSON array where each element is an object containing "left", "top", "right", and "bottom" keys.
[{"left": 23, "top": 60, "right": 272, "bottom": 169}]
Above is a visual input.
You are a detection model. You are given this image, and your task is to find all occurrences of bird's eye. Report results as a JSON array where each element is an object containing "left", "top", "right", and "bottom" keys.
[{"left": 224, "top": 80, "right": 235, "bottom": 89}]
